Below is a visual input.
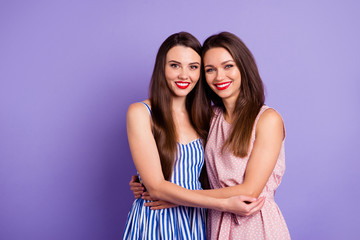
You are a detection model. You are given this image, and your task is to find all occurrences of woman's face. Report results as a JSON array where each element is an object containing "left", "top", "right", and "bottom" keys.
[
  {"left": 165, "top": 45, "right": 201, "bottom": 98},
  {"left": 203, "top": 47, "right": 241, "bottom": 103}
]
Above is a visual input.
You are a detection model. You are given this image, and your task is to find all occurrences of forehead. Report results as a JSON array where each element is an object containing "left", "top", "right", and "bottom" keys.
[
  {"left": 166, "top": 45, "right": 201, "bottom": 62},
  {"left": 203, "top": 47, "right": 233, "bottom": 64}
]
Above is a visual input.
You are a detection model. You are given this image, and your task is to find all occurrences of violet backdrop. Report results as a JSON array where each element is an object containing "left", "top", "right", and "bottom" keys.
[{"left": 1, "top": 0, "right": 359, "bottom": 239}]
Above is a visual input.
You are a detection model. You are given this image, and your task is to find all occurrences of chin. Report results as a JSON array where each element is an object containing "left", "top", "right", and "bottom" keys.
[
  {"left": 175, "top": 92, "right": 190, "bottom": 98},
  {"left": 217, "top": 93, "right": 232, "bottom": 100},
  {"left": 170, "top": 89, "right": 187, "bottom": 97},
  {"left": 174, "top": 88, "right": 195, "bottom": 97}
]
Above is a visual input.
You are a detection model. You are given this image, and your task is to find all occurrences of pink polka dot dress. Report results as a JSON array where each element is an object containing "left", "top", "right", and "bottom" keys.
[{"left": 205, "top": 106, "right": 290, "bottom": 240}]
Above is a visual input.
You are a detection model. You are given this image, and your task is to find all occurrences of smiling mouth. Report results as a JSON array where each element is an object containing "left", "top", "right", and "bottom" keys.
[
  {"left": 214, "top": 82, "right": 231, "bottom": 90},
  {"left": 175, "top": 81, "right": 190, "bottom": 89}
]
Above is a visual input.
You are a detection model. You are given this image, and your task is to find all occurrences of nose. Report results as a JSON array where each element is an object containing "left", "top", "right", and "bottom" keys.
[
  {"left": 179, "top": 69, "right": 189, "bottom": 80},
  {"left": 216, "top": 68, "right": 225, "bottom": 81}
]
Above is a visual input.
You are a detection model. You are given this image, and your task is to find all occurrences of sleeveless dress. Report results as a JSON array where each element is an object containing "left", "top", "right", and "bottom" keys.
[
  {"left": 205, "top": 105, "right": 290, "bottom": 240},
  {"left": 123, "top": 102, "right": 206, "bottom": 239}
]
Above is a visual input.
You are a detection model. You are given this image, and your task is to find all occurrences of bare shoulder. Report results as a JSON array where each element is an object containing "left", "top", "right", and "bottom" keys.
[
  {"left": 127, "top": 100, "right": 151, "bottom": 124},
  {"left": 259, "top": 108, "right": 283, "bottom": 125},
  {"left": 256, "top": 108, "right": 284, "bottom": 136}
]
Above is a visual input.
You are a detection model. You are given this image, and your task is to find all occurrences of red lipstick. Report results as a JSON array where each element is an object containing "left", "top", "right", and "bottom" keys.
[
  {"left": 214, "top": 81, "right": 231, "bottom": 90},
  {"left": 175, "top": 81, "right": 190, "bottom": 89}
]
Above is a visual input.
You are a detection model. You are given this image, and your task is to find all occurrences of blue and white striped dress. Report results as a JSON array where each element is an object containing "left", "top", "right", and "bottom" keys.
[{"left": 123, "top": 102, "right": 206, "bottom": 239}]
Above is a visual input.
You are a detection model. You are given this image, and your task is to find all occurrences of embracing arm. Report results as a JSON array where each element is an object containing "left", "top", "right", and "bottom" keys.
[
  {"left": 198, "top": 109, "right": 284, "bottom": 199},
  {"left": 127, "top": 103, "right": 225, "bottom": 210},
  {"left": 127, "top": 103, "right": 261, "bottom": 214}
]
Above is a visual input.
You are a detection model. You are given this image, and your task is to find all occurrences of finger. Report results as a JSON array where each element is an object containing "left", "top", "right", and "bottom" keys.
[
  {"left": 129, "top": 184, "right": 143, "bottom": 189},
  {"left": 130, "top": 186, "right": 145, "bottom": 192},
  {"left": 236, "top": 198, "right": 263, "bottom": 215},
  {"left": 245, "top": 197, "right": 264, "bottom": 210},
  {"left": 142, "top": 195, "right": 154, "bottom": 201},
  {"left": 150, "top": 205, "right": 170, "bottom": 210},
  {"left": 151, "top": 203, "right": 177, "bottom": 210},
  {"left": 129, "top": 175, "right": 136, "bottom": 183},
  {"left": 142, "top": 192, "right": 150, "bottom": 197},
  {"left": 144, "top": 200, "right": 174, "bottom": 208},
  {"left": 129, "top": 175, "right": 138, "bottom": 184},
  {"left": 129, "top": 182, "right": 143, "bottom": 188},
  {"left": 237, "top": 195, "right": 258, "bottom": 203},
  {"left": 134, "top": 194, "right": 141, "bottom": 199},
  {"left": 246, "top": 197, "right": 265, "bottom": 216},
  {"left": 252, "top": 199, "right": 265, "bottom": 214},
  {"left": 144, "top": 201, "right": 161, "bottom": 207},
  {"left": 133, "top": 190, "right": 144, "bottom": 196},
  {"left": 247, "top": 202, "right": 263, "bottom": 215},
  {"left": 130, "top": 184, "right": 144, "bottom": 189},
  {"left": 141, "top": 192, "right": 156, "bottom": 201},
  {"left": 130, "top": 189, "right": 145, "bottom": 196}
]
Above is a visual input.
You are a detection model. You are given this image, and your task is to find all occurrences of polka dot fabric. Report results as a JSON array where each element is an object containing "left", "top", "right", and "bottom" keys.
[{"left": 205, "top": 106, "right": 290, "bottom": 240}]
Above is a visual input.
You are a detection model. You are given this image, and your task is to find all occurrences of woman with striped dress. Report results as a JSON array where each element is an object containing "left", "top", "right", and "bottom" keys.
[
  {"left": 124, "top": 101, "right": 206, "bottom": 239},
  {"left": 123, "top": 32, "right": 264, "bottom": 239}
]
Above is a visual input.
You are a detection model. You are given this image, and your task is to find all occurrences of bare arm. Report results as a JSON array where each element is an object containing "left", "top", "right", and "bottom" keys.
[
  {"left": 127, "top": 102, "right": 261, "bottom": 214},
  {"left": 129, "top": 175, "right": 264, "bottom": 212},
  {"left": 197, "top": 109, "right": 284, "bottom": 199}
]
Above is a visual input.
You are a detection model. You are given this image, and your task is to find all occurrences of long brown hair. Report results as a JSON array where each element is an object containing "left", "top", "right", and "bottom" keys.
[
  {"left": 202, "top": 32, "right": 265, "bottom": 157},
  {"left": 149, "top": 32, "right": 211, "bottom": 180}
]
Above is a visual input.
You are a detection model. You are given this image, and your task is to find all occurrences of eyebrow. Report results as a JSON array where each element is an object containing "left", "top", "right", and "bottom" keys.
[
  {"left": 168, "top": 60, "right": 200, "bottom": 65},
  {"left": 204, "top": 60, "right": 234, "bottom": 68}
]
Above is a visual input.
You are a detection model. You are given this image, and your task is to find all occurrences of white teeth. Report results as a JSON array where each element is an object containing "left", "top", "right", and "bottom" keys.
[
  {"left": 176, "top": 83, "right": 189, "bottom": 86},
  {"left": 216, "top": 82, "right": 230, "bottom": 88}
]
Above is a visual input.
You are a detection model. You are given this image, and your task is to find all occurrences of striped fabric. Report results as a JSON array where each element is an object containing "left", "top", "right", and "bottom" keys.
[{"left": 123, "top": 102, "right": 206, "bottom": 239}]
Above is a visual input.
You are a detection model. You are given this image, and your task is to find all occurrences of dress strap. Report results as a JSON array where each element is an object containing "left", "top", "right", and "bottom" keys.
[{"left": 140, "top": 102, "right": 151, "bottom": 115}]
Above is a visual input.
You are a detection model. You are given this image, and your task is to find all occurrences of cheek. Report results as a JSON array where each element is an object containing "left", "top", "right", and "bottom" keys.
[
  {"left": 205, "top": 74, "right": 213, "bottom": 86},
  {"left": 230, "top": 70, "right": 241, "bottom": 83},
  {"left": 191, "top": 70, "right": 201, "bottom": 81},
  {"left": 165, "top": 68, "right": 176, "bottom": 80}
]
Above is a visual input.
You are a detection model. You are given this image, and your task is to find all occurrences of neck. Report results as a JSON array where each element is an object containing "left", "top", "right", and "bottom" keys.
[
  {"left": 171, "top": 95, "right": 187, "bottom": 113},
  {"left": 222, "top": 96, "right": 237, "bottom": 123}
]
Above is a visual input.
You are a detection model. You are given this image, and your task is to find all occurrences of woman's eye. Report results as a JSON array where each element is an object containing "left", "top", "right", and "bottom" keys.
[
  {"left": 225, "top": 64, "right": 234, "bottom": 69},
  {"left": 206, "top": 68, "right": 214, "bottom": 73},
  {"left": 190, "top": 65, "right": 199, "bottom": 70},
  {"left": 170, "top": 64, "right": 179, "bottom": 68}
]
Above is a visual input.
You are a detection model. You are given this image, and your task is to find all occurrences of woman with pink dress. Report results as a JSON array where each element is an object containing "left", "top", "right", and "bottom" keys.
[
  {"left": 130, "top": 32, "right": 290, "bottom": 239},
  {"left": 200, "top": 32, "right": 290, "bottom": 239}
]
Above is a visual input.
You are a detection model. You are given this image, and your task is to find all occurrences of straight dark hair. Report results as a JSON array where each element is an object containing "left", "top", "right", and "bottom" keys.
[
  {"left": 202, "top": 32, "right": 265, "bottom": 157},
  {"left": 149, "top": 32, "right": 211, "bottom": 181}
]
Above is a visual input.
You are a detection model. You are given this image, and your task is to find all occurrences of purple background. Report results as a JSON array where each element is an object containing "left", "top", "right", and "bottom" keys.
[{"left": 1, "top": 0, "right": 359, "bottom": 239}]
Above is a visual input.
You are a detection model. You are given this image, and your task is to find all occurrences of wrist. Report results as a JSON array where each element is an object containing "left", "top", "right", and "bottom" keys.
[{"left": 216, "top": 198, "right": 227, "bottom": 212}]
